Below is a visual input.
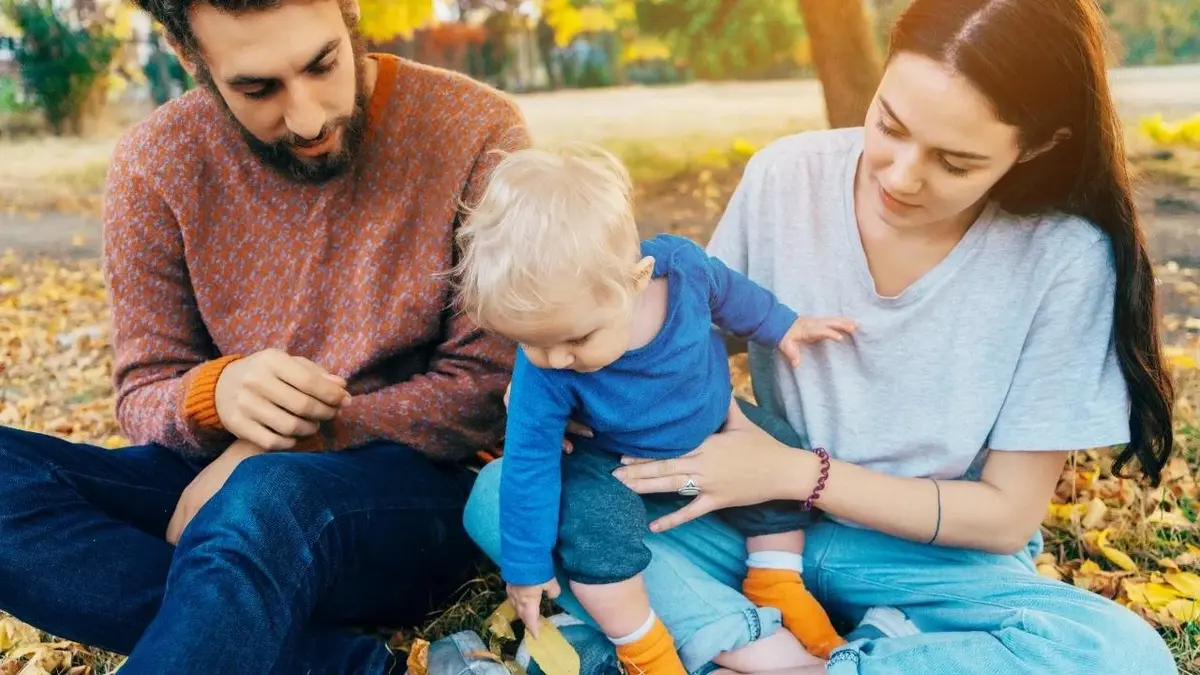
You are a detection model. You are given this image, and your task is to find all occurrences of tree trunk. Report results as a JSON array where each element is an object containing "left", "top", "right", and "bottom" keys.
[{"left": 798, "top": 0, "right": 884, "bottom": 128}]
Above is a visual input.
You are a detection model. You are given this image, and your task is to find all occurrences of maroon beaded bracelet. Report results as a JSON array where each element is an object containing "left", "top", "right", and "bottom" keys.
[{"left": 800, "top": 447, "right": 831, "bottom": 511}]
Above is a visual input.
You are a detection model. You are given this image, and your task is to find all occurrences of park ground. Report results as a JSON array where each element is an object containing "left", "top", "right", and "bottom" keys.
[{"left": 3, "top": 65, "right": 1200, "bottom": 673}]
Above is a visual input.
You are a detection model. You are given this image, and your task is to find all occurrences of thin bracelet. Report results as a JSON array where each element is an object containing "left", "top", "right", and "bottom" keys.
[
  {"left": 800, "top": 447, "right": 831, "bottom": 511},
  {"left": 928, "top": 478, "right": 942, "bottom": 545}
]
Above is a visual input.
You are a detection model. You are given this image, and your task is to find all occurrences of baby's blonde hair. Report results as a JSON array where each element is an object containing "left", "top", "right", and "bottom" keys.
[{"left": 452, "top": 144, "right": 642, "bottom": 329}]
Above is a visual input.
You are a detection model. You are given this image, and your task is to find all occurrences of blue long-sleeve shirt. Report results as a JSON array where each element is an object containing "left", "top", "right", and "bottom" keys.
[{"left": 499, "top": 233, "right": 799, "bottom": 585}]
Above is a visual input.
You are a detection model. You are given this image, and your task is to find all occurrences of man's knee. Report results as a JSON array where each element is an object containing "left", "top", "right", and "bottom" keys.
[
  {"left": 463, "top": 459, "right": 503, "bottom": 559},
  {"left": 182, "top": 454, "right": 329, "bottom": 545}
]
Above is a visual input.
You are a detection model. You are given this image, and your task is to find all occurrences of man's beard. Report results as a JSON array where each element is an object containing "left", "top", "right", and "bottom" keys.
[{"left": 195, "top": 29, "right": 371, "bottom": 184}]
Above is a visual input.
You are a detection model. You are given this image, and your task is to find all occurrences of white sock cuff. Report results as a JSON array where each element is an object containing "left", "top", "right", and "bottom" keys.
[
  {"left": 745, "top": 551, "right": 804, "bottom": 573},
  {"left": 611, "top": 610, "right": 658, "bottom": 646}
]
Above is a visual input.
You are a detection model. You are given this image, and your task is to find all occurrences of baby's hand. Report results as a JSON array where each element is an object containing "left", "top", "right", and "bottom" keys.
[
  {"left": 778, "top": 316, "right": 857, "bottom": 368},
  {"left": 507, "top": 579, "right": 562, "bottom": 638}
]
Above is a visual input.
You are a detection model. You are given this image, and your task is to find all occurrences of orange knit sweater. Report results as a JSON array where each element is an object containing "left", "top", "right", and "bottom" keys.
[{"left": 102, "top": 54, "right": 528, "bottom": 460}]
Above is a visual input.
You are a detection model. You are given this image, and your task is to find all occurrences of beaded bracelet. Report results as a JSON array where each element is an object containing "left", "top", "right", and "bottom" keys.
[{"left": 800, "top": 447, "right": 831, "bottom": 511}]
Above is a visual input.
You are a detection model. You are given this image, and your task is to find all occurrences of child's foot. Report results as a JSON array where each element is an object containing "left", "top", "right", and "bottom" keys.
[
  {"left": 612, "top": 612, "right": 687, "bottom": 675},
  {"left": 742, "top": 567, "right": 846, "bottom": 659}
]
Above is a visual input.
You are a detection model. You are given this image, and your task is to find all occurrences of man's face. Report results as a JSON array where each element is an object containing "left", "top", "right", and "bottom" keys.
[{"left": 185, "top": 0, "right": 369, "bottom": 183}]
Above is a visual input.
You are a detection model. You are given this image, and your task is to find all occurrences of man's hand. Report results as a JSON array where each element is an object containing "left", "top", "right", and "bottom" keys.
[
  {"left": 777, "top": 316, "right": 857, "bottom": 368},
  {"left": 507, "top": 579, "right": 561, "bottom": 639},
  {"left": 166, "top": 439, "right": 264, "bottom": 544},
  {"left": 215, "top": 349, "right": 351, "bottom": 451}
]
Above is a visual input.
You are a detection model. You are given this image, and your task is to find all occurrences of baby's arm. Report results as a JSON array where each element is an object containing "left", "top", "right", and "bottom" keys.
[
  {"left": 498, "top": 351, "right": 575, "bottom": 627},
  {"left": 704, "top": 252, "right": 855, "bottom": 366}
]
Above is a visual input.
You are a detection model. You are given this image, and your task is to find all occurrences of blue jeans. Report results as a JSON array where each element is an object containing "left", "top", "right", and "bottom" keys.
[
  {"left": 0, "top": 425, "right": 481, "bottom": 675},
  {"left": 464, "top": 438, "right": 1176, "bottom": 674}
]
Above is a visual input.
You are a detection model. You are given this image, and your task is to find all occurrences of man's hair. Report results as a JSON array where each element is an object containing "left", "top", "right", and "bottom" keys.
[
  {"left": 451, "top": 144, "right": 642, "bottom": 330},
  {"left": 132, "top": 0, "right": 352, "bottom": 56}
]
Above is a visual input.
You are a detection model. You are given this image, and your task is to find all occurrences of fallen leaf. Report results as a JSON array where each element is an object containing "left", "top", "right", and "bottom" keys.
[
  {"left": 406, "top": 638, "right": 429, "bottom": 675},
  {"left": 486, "top": 601, "right": 518, "bottom": 641},
  {"left": 1146, "top": 509, "right": 1194, "bottom": 529},
  {"left": 1082, "top": 497, "right": 1109, "bottom": 529},
  {"left": 466, "top": 651, "right": 504, "bottom": 664},
  {"left": 1145, "top": 583, "right": 1183, "bottom": 609},
  {"left": 523, "top": 617, "right": 580, "bottom": 675},
  {"left": 1166, "top": 599, "right": 1200, "bottom": 623},
  {"left": 1166, "top": 571, "right": 1200, "bottom": 599},
  {"left": 0, "top": 618, "right": 40, "bottom": 652}
]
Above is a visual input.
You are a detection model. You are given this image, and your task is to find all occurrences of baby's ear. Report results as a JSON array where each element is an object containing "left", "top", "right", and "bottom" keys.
[{"left": 632, "top": 256, "right": 655, "bottom": 290}]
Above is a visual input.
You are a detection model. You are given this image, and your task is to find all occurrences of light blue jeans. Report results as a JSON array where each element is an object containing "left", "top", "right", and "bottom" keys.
[{"left": 464, "top": 457, "right": 1176, "bottom": 674}]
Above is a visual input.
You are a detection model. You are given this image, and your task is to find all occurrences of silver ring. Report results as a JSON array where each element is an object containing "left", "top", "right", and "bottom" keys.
[{"left": 678, "top": 476, "right": 700, "bottom": 497}]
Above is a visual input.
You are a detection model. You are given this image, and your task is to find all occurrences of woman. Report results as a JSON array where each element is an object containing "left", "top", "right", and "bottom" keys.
[{"left": 464, "top": 0, "right": 1179, "bottom": 673}]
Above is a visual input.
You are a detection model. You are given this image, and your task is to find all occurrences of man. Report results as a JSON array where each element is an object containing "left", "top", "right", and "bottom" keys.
[{"left": 0, "top": 0, "right": 527, "bottom": 672}]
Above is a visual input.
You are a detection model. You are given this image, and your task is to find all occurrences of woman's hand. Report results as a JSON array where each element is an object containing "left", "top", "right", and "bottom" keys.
[
  {"left": 613, "top": 398, "right": 814, "bottom": 533},
  {"left": 166, "top": 439, "right": 265, "bottom": 544},
  {"left": 504, "top": 382, "right": 593, "bottom": 452}
]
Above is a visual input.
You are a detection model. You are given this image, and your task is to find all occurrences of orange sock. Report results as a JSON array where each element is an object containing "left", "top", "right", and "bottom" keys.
[
  {"left": 743, "top": 567, "right": 846, "bottom": 659},
  {"left": 612, "top": 615, "right": 687, "bottom": 675}
]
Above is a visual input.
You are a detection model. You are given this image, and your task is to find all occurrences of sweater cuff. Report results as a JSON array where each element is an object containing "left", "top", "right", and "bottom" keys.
[
  {"left": 753, "top": 304, "right": 799, "bottom": 347},
  {"left": 181, "top": 355, "right": 243, "bottom": 430}
]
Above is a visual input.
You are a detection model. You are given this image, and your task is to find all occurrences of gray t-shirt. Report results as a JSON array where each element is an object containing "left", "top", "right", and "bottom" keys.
[{"left": 706, "top": 127, "right": 1131, "bottom": 481}]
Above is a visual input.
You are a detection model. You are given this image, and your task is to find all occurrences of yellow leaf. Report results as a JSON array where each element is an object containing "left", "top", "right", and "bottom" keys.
[
  {"left": 1144, "top": 583, "right": 1182, "bottom": 609},
  {"left": 1078, "top": 560, "right": 1102, "bottom": 575},
  {"left": 1081, "top": 497, "right": 1108, "bottom": 529},
  {"left": 1124, "top": 581, "right": 1149, "bottom": 607},
  {"left": 1166, "top": 599, "right": 1200, "bottom": 623},
  {"left": 0, "top": 616, "right": 41, "bottom": 652},
  {"left": 1100, "top": 545, "right": 1139, "bottom": 572},
  {"left": 1165, "top": 571, "right": 1200, "bottom": 599},
  {"left": 1146, "top": 509, "right": 1194, "bottom": 529},
  {"left": 407, "top": 638, "right": 429, "bottom": 675},
  {"left": 1160, "top": 558, "right": 1181, "bottom": 571},
  {"left": 486, "top": 601, "right": 519, "bottom": 641},
  {"left": 524, "top": 617, "right": 580, "bottom": 675}
]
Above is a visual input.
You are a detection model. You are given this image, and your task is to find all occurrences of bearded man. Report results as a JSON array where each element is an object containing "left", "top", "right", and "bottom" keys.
[{"left": 0, "top": 1, "right": 528, "bottom": 672}]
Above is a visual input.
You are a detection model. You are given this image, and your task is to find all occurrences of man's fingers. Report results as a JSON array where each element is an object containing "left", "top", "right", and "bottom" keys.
[
  {"left": 243, "top": 392, "right": 320, "bottom": 439},
  {"left": 650, "top": 496, "right": 715, "bottom": 533},
  {"left": 272, "top": 358, "right": 350, "bottom": 407},
  {"left": 292, "top": 355, "right": 347, "bottom": 386},
  {"left": 251, "top": 376, "right": 340, "bottom": 422}
]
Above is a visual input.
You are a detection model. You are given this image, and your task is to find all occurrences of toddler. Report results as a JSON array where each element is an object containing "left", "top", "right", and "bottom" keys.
[{"left": 452, "top": 145, "right": 854, "bottom": 675}]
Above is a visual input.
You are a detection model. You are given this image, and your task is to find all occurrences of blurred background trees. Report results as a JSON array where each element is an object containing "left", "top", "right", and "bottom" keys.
[{"left": 0, "top": 0, "right": 1198, "bottom": 137}]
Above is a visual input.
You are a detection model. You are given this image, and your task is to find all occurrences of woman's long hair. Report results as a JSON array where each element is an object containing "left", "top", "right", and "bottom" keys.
[{"left": 891, "top": 0, "right": 1175, "bottom": 485}]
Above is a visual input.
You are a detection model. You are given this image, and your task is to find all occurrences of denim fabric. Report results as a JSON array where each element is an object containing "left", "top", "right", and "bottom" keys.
[
  {"left": 556, "top": 399, "right": 818, "bottom": 585},
  {"left": 464, "top": 405, "right": 1177, "bottom": 675},
  {"left": 557, "top": 447, "right": 657, "bottom": 584},
  {"left": 0, "top": 424, "right": 482, "bottom": 675}
]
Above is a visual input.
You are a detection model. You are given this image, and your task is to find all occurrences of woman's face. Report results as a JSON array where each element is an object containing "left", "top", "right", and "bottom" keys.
[{"left": 859, "top": 52, "right": 1024, "bottom": 232}]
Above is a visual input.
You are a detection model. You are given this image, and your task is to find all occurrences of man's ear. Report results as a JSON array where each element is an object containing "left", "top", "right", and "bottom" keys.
[
  {"left": 631, "top": 256, "right": 655, "bottom": 292},
  {"left": 1019, "top": 127, "right": 1072, "bottom": 163},
  {"left": 164, "top": 34, "right": 199, "bottom": 77}
]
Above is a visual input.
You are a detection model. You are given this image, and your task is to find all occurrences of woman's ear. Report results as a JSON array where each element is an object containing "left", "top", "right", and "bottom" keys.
[{"left": 1019, "top": 127, "right": 1072, "bottom": 163}]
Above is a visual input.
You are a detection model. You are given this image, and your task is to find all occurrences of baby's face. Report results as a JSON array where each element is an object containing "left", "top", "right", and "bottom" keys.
[{"left": 492, "top": 295, "right": 635, "bottom": 373}]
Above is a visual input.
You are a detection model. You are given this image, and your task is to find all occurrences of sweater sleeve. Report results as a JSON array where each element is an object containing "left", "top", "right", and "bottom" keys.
[
  {"left": 499, "top": 352, "right": 574, "bottom": 586},
  {"left": 297, "top": 97, "right": 531, "bottom": 460},
  {"left": 103, "top": 134, "right": 236, "bottom": 458}
]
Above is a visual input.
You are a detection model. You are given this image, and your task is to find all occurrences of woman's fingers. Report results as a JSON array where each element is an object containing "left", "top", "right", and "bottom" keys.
[
  {"left": 650, "top": 496, "right": 718, "bottom": 533},
  {"left": 566, "top": 420, "right": 594, "bottom": 438}
]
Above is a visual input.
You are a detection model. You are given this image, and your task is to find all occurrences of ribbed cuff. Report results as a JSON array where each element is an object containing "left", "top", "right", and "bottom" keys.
[{"left": 182, "top": 355, "right": 242, "bottom": 430}]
